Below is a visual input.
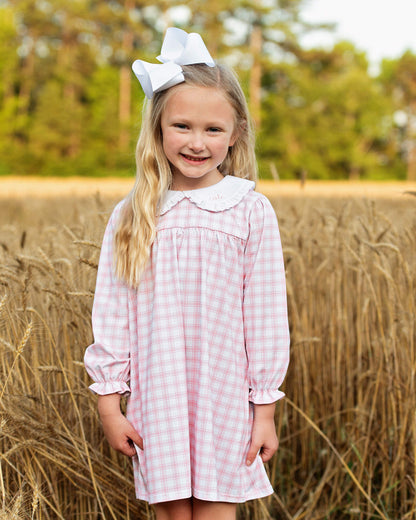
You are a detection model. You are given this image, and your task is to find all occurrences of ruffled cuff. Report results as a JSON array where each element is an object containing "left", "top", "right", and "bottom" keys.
[
  {"left": 249, "top": 388, "right": 285, "bottom": 404},
  {"left": 88, "top": 381, "right": 131, "bottom": 396}
]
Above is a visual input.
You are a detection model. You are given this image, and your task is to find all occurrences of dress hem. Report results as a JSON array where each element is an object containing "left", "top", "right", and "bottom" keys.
[{"left": 137, "top": 486, "right": 274, "bottom": 505}]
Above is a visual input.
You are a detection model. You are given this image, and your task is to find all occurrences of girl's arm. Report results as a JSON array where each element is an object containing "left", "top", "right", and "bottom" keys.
[
  {"left": 243, "top": 196, "right": 290, "bottom": 406},
  {"left": 84, "top": 204, "right": 140, "bottom": 457},
  {"left": 245, "top": 403, "right": 278, "bottom": 466},
  {"left": 243, "top": 196, "right": 290, "bottom": 465},
  {"left": 84, "top": 203, "right": 132, "bottom": 397},
  {"left": 98, "top": 394, "right": 143, "bottom": 457}
]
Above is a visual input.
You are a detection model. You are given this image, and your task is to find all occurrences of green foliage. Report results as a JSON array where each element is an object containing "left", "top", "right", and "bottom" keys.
[
  {"left": 378, "top": 51, "right": 416, "bottom": 180},
  {"left": 0, "top": 1, "right": 412, "bottom": 179},
  {"left": 259, "top": 43, "right": 401, "bottom": 180}
]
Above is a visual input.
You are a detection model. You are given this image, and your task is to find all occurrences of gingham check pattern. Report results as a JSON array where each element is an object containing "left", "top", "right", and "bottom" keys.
[{"left": 84, "top": 177, "right": 290, "bottom": 504}]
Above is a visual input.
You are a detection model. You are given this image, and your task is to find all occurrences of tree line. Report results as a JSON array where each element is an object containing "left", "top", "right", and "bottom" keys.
[{"left": 1, "top": 0, "right": 415, "bottom": 180}]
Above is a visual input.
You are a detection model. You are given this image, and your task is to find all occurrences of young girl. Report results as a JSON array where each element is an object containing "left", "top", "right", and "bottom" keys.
[{"left": 84, "top": 27, "right": 290, "bottom": 520}]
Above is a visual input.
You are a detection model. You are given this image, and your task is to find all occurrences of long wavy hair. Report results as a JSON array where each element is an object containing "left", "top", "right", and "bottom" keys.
[{"left": 114, "top": 63, "right": 257, "bottom": 288}]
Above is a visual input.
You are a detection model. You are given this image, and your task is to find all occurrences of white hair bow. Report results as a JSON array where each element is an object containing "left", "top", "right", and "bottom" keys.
[{"left": 132, "top": 27, "right": 215, "bottom": 99}]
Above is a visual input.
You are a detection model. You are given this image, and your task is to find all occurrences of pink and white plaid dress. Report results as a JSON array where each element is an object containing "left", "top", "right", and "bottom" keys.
[{"left": 84, "top": 175, "right": 290, "bottom": 505}]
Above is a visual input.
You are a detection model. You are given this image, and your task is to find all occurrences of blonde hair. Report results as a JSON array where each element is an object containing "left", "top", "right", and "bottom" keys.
[{"left": 114, "top": 63, "right": 257, "bottom": 288}]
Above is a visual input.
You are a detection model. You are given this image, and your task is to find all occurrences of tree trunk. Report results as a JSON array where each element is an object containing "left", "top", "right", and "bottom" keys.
[
  {"left": 118, "top": 0, "right": 134, "bottom": 151},
  {"left": 407, "top": 105, "right": 416, "bottom": 181},
  {"left": 16, "top": 44, "right": 35, "bottom": 144},
  {"left": 119, "top": 64, "right": 131, "bottom": 151},
  {"left": 349, "top": 165, "right": 360, "bottom": 180},
  {"left": 249, "top": 23, "right": 262, "bottom": 130},
  {"left": 407, "top": 142, "right": 416, "bottom": 181}
]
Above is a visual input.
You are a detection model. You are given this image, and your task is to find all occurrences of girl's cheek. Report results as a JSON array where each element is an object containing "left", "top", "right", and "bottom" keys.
[{"left": 167, "top": 131, "right": 183, "bottom": 144}]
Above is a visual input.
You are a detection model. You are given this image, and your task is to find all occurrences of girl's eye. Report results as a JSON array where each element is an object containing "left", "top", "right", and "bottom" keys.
[
  {"left": 174, "top": 123, "right": 188, "bottom": 130},
  {"left": 208, "top": 127, "right": 222, "bottom": 133}
]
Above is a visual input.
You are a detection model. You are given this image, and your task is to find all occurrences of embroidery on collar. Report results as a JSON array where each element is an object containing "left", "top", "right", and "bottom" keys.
[{"left": 159, "top": 176, "right": 255, "bottom": 215}]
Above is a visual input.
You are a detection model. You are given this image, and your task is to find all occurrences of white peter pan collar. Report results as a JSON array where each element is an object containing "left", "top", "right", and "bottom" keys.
[{"left": 159, "top": 175, "right": 255, "bottom": 215}]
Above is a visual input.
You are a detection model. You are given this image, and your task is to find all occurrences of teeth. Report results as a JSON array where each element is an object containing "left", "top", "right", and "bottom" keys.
[{"left": 183, "top": 154, "right": 206, "bottom": 161}]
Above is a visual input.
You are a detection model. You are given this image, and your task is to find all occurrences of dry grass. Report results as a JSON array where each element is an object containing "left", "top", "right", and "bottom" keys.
[
  {"left": 0, "top": 189, "right": 415, "bottom": 519},
  {"left": 1, "top": 176, "right": 416, "bottom": 200}
]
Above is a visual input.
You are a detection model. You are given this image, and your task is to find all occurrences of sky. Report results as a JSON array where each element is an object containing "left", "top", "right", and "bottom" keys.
[{"left": 300, "top": 0, "right": 416, "bottom": 70}]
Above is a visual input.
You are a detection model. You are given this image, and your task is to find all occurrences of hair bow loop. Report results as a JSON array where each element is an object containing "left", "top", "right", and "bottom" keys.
[
  {"left": 157, "top": 28, "right": 215, "bottom": 67},
  {"left": 132, "top": 27, "right": 215, "bottom": 99},
  {"left": 132, "top": 60, "right": 184, "bottom": 99}
]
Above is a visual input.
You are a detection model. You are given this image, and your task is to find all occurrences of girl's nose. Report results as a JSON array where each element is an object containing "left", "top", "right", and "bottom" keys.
[{"left": 189, "top": 133, "right": 205, "bottom": 152}]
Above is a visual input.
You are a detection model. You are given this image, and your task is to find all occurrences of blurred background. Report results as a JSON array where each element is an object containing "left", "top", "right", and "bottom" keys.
[{"left": 1, "top": 0, "right": 416, "bottom": 181}]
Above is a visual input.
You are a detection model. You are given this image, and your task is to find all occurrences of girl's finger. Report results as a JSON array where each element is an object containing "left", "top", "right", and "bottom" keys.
[
  {"left": 124, "top": 441, "right": 138, "bottom": 458},
  {"left": 124, "top": 420, "right": 144, "bottom": 450},
  {"left": 130, "top": 431, "right": 144, "bottom": 450},
  {"left": 246, "top": 443, "right": 260, "bottom": 466},
  {"left": 260, "top": 447, "right": 274, "bottom": 462}
]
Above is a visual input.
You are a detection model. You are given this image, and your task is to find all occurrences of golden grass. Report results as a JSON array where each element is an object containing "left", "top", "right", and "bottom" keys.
[
  {"left": 0, "top": 190, "right": 415, "bottom": 519},
  {"left": 1, "top": 175, "right": 416, "bottom": 200}
]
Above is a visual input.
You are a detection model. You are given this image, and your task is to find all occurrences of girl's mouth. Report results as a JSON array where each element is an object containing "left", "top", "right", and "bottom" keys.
[{"left": 181, "top": 154, "right": 208, "bottom": 163}]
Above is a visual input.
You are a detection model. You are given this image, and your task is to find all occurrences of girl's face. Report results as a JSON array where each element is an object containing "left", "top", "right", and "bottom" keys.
[{"left": 160, "top": 85, "right": 237, "bottom": 191}]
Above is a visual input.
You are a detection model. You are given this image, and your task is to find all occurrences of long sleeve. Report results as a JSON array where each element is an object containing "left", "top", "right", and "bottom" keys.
[
  {"left": 84, "top": 203, "right": 131, "bottom": 395},
  {"left": 243, "top": 196, "right": 290, "bottom": 404}
]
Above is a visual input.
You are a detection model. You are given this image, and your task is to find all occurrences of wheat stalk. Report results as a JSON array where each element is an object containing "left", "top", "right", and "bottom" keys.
[{"left": 0, "top": 322, "right": 32, "bottom": 402}]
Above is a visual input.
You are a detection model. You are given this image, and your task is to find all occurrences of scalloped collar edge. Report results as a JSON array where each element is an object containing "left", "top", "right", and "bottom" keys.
[{"left": 159, "top": 175, "right": 255, "bottom": 215}]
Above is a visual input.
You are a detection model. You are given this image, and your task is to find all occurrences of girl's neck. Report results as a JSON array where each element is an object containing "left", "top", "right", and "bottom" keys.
[{"left": 170, "top": 170, "right": 224, "bottom": 192}]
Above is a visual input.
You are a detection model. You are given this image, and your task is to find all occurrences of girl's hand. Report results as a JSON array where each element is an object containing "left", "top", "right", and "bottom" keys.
[
  {"left": 246, "top": 402, "right": 279, "bottom": 466},
  {"left": 97, "top": 394, "right": 143, "bottom": 457}
]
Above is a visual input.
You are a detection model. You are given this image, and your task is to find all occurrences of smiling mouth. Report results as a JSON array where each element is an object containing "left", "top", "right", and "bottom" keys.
[{"left": 181, "top": 154, "right": 208, "bottom": 162}]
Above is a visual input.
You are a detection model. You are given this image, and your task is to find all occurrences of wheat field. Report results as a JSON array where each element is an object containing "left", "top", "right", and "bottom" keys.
[{"left": 0, "top": 184, "right": 415, "bottom": 519}]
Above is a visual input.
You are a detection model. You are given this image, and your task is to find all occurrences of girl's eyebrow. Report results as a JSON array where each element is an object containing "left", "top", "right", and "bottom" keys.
[
  {"left": 168, "top": 116, "right": 191, "bottom": 124},
  {"left": 168, "top": 117, "right": 227, "bottom": 127}
]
